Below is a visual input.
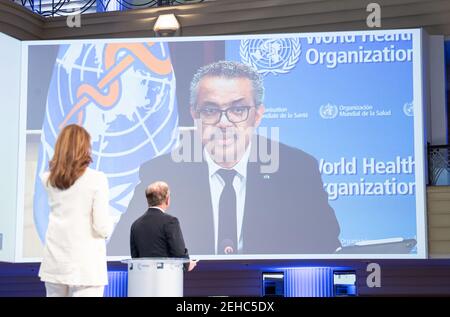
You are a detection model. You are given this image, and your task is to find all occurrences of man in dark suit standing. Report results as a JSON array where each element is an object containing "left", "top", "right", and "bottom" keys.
[
  {"left": 108, "top": 60, "right": 341, "bottom": 256},
  {"left": 130, "top": 181, "right": 197, "bottom": 271}
]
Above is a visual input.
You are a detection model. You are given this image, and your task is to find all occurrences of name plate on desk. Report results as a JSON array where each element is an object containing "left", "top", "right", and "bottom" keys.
[{"left": 335, "top": 238, "right": 417, "bottom": 254}]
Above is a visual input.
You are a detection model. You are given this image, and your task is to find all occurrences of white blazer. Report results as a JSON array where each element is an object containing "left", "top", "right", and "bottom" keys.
[{"left": 38, "top": 168, "right": 113, "bottom": 286}]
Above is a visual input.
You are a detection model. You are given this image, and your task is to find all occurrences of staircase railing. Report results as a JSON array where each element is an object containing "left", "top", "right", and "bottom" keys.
[
  {"left": 12, "top": 0, "right": 205, "bottom": 17},
  {"left": 428, "top": 143, "right": 450, "bottom": 185}
]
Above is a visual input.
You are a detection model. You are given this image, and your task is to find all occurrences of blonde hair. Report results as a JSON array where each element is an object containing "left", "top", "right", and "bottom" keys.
[
  {"left": 48, "top": 124, "right": 93, "bottom": 190},
  {"left": 145, "top": 181, "right": 170, "bottom": 207}
]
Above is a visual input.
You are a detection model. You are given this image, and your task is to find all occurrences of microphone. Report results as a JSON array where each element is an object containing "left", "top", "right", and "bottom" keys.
[{"left": 220, "top": 239, "right": 235, "bottom": 254}]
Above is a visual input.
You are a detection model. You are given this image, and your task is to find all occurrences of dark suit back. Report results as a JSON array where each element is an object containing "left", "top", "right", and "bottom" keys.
[{"left": 130, "top": 207, "right": 189, "bottom": 259}]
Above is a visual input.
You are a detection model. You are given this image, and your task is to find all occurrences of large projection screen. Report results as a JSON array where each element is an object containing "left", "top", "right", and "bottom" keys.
[{"left": 18, "top": 29, "right": 427, "bottom": 261}]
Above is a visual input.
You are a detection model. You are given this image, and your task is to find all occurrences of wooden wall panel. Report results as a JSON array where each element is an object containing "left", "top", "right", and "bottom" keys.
[{"left": 427, "top": 186, "right": 450, "bottom": 257}]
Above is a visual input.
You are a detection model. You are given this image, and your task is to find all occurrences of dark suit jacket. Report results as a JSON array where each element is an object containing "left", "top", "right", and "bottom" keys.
[
  {"left": 108, "top": 136, "right": 341, "bottom": 256},
  {"left": 130, "top": 207, "right": 189, "bottom": 260}
]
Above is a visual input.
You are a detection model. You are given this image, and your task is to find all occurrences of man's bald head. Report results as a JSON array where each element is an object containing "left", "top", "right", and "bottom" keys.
[{"left": 145, "top": 181, "right": 170, "bottom": 208}]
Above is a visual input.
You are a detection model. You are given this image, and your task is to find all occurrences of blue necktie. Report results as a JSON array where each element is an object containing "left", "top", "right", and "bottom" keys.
[{"left": 217, "top": 169, "right": 237, "bottom": 254}]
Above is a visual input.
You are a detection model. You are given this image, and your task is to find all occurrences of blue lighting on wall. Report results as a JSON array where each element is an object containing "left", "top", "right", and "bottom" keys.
[
  {"left": 265, "top": 265, "right": 355, "bottom": 297},
  {"left": 284, "top": 267, "right": 334, "bottom": 297},
  {"left": 445, "top": 41, "right": 450, "bottom": 66},
  {"left": 104, "top": 271, "right": 127, "bottom": 297},
  {"left": 105, "top": 266, "right": 356, "bottom": 297}
]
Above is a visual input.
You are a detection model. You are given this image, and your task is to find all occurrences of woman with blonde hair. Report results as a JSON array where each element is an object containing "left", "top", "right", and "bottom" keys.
[{"left": 38, "top": 124, "right": 113, "bottom": 297}]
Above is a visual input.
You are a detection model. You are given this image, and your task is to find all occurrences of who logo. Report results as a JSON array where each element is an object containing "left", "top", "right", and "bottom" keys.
[
  {"left": 33, "top": 42, "right": 179, "bottom": 242},
  {"left": 319, "top": 103, "right": 339, "bottom": 119},
  {"left": 240, "top": 38, "right": 301, "bottom": 76}
]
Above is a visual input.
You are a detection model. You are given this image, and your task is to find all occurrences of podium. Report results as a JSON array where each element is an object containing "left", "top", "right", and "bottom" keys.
[{"left": 122, "top": 258, "right": 189, "bottom": 297}]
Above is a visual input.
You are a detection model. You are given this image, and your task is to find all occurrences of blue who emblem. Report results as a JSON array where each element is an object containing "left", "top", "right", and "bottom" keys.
[
  {"left": 33, "top": 42, "right": 179, "bottom": 242},
  {"left": 240, "top": 38, "right": 301, "bottom": 76}
]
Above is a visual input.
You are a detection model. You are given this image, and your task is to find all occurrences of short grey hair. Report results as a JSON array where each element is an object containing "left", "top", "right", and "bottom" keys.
[
  {"left": 145, "top": 181, "right": 169, "bottom": 207},
  {"left": 190, "top": 60, "right": 265, "bottom": 107}
]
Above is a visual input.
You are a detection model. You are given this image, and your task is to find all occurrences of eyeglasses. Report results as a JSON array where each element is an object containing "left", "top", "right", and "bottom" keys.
[{"left": 195, "top": 106, "right": 254, "bottom": 125}]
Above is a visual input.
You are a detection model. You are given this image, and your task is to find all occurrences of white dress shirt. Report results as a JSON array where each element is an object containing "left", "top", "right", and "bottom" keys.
[
  {"left": 204, "top": 146, "right": 251, "bottom": 254},
  {"left": 38, "top": 168, "right": 114, "bottom": 286}
]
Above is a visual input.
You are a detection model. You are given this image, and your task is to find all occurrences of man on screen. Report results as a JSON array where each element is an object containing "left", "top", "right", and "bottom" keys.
[{"left": 108, "top": 60, "right": 341, "bottom": 255}]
